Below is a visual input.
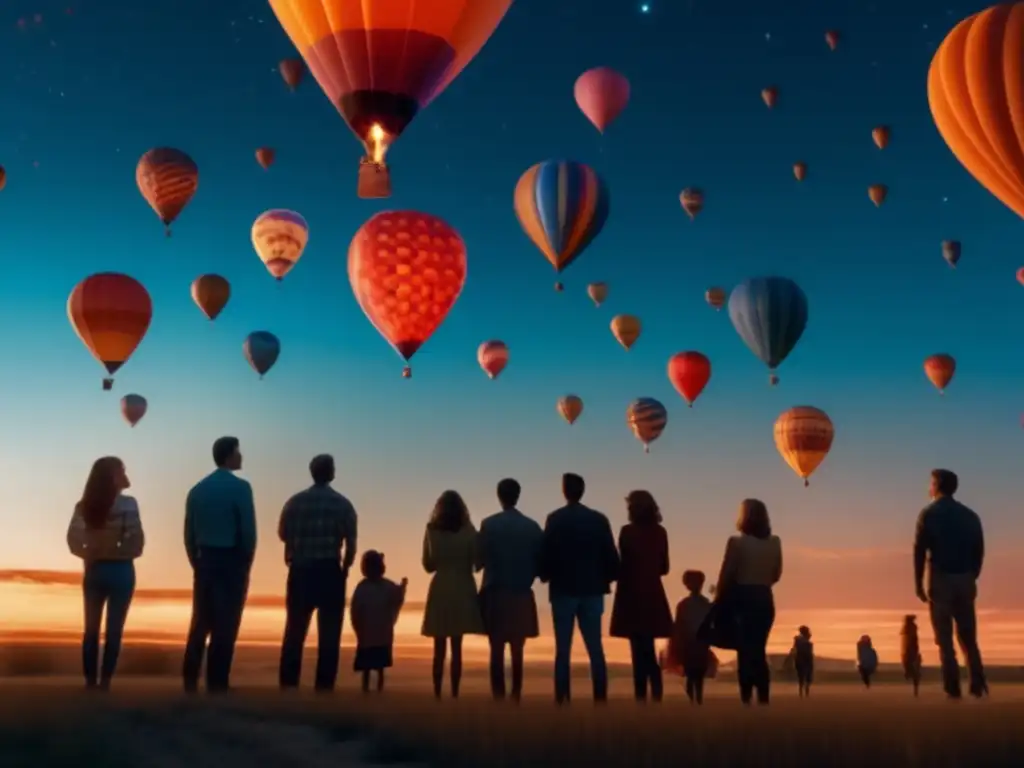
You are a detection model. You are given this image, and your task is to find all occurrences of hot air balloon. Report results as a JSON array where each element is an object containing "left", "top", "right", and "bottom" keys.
[
  {"left": 611, "top": 314, "right": 641, "bottom": 350},
  {"left": 136, "top": 148, "right": 198, "bottom": 237},
  {"left": 762, "top": 86, "right": 778, "bottom": 108},
  {"left": 256, "top": 147, "right": 276, "bottom": 170},
  {"left": 191, "top": 274, "right": 231, "bottom": 321},
  {"left": 793, "top": 162, "right": 808, "bottom": 182},
  {"left": 872, "top": 126, "right": 890, "bottom": 150},
  {"left": 349, "top": 210, "right": 467, "bottom": 378},
  {"left": 478, "top": 340, "right": 508, "bottom": 379},
  {"left": 626, "top": 397, "right": 667, "bottom": 453},
  {"left": 574, "top": 67, "right": 630, "bottom": 133},
  {"left": 868, "top": 184, "right": 888, "bottom": 207},
  {"left": 558, "top": 395, "right": 583, "bottom": 425},
  {"left": 121, "top": 394, "right": 147, "bottom": 427},
  {"left": 587, "top": 282, "right": 608, "bottom": 307},
  {"left": 244, "top": 331, "right": 281, "bottom": 379},
  {"left": 0, "top": 165, "right": 6, "bottom": 191},
  {"left": 705, "top": 286, "right": 726, "bottom": 310},
  {"left": 924, "top": 353, "right": 956, "bottom": 394},
  {"left": 67, "top": 273, "right": 152, "bottom": 390},
  {"left": 680, "top": 187, "right": 704, "bottom": 220},
  {"left": 928, "top": 5, "right": 1024, "bottom": 221},
  {"left": 728, "top": 277, "right": 808, "bottom": 385},
  {"left": 1017, "top": 267, "right": 1024, "bottom": 286},
  {"left": 668, "top": 352, "right": 711, "bottom": 407},
  {"left": 514, "top": 160, "right": 609, "bottom": 292},
  {"left": 252, "top": 209, "right": 309, "bottom": 281},
  {"left": 774, "top": 406, "right": 834, "bottom": 487},
  {"left": 942, "top": 240, "right": 961, "bottom": 269},
  {"left": 278, "top": 58, "right": 304, "bottom": 91},
  {"left": 825, "top": 30, "right": 840, "bottom": 51},
  {"left": 268, "top": 0, "right": 513, "bottom": 197}
]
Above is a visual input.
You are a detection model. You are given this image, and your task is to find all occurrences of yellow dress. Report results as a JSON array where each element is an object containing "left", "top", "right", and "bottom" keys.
[{"left": 420, "top": 524, "right": 484, "bottom": 638}]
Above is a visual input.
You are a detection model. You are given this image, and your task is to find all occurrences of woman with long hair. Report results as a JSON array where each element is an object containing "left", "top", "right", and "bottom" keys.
[
  {"left": 420, "top": 490, "right": 483, "bottom": 699},
  {"left": 66, "top": 457, "right": 144, "bottom": 689}
]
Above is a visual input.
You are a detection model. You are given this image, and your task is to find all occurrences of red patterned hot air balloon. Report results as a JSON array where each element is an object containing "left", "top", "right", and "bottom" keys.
[
  {"left": 477, "top": 340, "right": 509, "bottom": 379},
  {"left": 349, "top": 211, "right": 467, "bottom": 377},
  {"left": 924, "top": 354, "right": 956, "bottom": 394},
  {"left": 668, "top": 352, "right": 711, "bottom": 407},
  {"left": 136, "top": 148, "right": 198, "bottom": 236},
  {"left": 574, "top": 67, "right": 630, "bottom": 133},
  {"left": 255, "top": 147, "right": 276, "bottom": 170}
]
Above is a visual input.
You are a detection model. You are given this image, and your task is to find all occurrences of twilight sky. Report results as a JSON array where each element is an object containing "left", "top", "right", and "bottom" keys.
[{"left": 1, "top": 0, "right": 1023, "bottom": 658}]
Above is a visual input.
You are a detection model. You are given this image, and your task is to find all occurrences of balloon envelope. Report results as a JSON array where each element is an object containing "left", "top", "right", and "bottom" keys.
[
  {"left": 762, "top": 86, "right": 778, "bottom": 108},
  {"left": 626, "top": 397, "right": 667, "bottom": 452},
  {"left": 558, "top": 395, "right": 583, "bottom": 425},
  {"left": 244, "top": 331, "right": 281, "bottom": 377},
  {"left": 728, "top": 277, "right": 808, "bottom": 380},
  {"left": 191, "top": 274, "right": 230, "bottom": 321},
  {"left": 0, "top": 165, "right": 6, "bottom": 191},
  {"left": 67, "top": 273, "right": 152, "bottom": 386},
  {"left": 477, "top": 340, "right": 508, "bottom": 379},
  {"left": 942, "top": 240, "right": 961, "bottom": 268},
  {"left": 256, "top": 147, "right": 276, "bottom": 169},
  {"left": 587, "top": 282, "right": 608, "bottom": 307},
  {"left": 279, "top": 58, "right": 305, "bottom": 90},
  {"left": 825, "top": 30, "right": 840, "bottom": 50},
  {"left": 574, "top": 67, "right": 630, "bottom": 133},
  {"left": 121, "top": 394, "right": 147, "bottom": 427},
  {"left": 868, "top": 184, "right": 888, "bottom": 206},
  {"left": 680, "top": 187, "right": 704, "bottom": 219},
  {"left": 705, "top": 286, "right": 726, "bottom": 310},
  {"left": 924, "top": 353, "right": 956, "bottom": 393},
  {"left": 252, "top": 209, "right": 309, "bottom": 280},
  {"left": 872, "top": 125, "right": 890, "bottom": 149},
  {"left": 136, "top": 148, "right": 198, "bottom": 235},
  {"left": 611, "top": 314, "right": 641, "bottom": 350},
  {"left": 774, "top": 406, "right": 834, "bottom": 486},
  {"left": 668, "top": 352, "right": 711, "bottom": 407},
  {"left": 793, "top": 162, "right": 807, "bottom": 182}
]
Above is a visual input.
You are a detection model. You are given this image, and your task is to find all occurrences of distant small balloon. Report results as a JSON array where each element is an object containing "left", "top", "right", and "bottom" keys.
[
  {"left": 0, "top": 165, "right": 6, "bottom": 191},
  {"left": 868, "top": 184, "right": 888, "bottom": 207},
  {"left": 244, "top": 331, "right": 281, "bottom": 378},
  {"left": 872, "top": 126, "right": 891, "bottom": 150},
  {"left": 587, "top": 282, "right": 608, "bottom": 307},
  {"left": 793, "top": 162, "right": 807, "bottom": 182},
  {"left": 574, "top": 67, "right": 631, "bottom": 133},
  {"left": 255, "top": 147, "right": 276, "bottom": 170},
  {"left": 626, "top": 397, "right": 668, "bottom": 453},
  {"left": 252, "top": 209, "right": 309, "bottom": 281},
  {"left": 762, "top": 86, "right": 778, "bottom": 109},
  {"left": 477, "top": 340, "right": 509, "bottom": 379},
  {"left": 825, "top": 30, "right": 840, "bottom": 51},
  {"left": 558, "top": 395, "right": 584, "bottom": 425},
  {"left": 668, "top": 352, "right": 711, "bottom": 407},
  {"left": 705, "top": 286, "right": 726, "bottom": 310},
  {"left": 775, "top": 406, "right": 834, "bottom": 487},
  {"left": 680, "top": 187, "right": 704, "bottom": 219},
  {"left": 611, "top": 314, "right": 642, "bottom": 350},
  {"left": 941, "top": 240, "right": 961, "bottom": 269},
  {"left": 1017, "top": 267, "right": 1024, "bottom": 286},
  {"left": 120, "top": 394, "right": 147, "bottom": 427},
  {"left": 191, "top": 274, "right": 231, "bottom": 321},
  {"left": 924, "top": 353, "right": 955, "bottom": 394},
  {"left": 279, "top": 58, "right": 304, "bottom": 91}
]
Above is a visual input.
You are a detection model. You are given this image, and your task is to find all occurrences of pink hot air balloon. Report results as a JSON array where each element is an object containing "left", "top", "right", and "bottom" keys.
[
  {"left": 574, "top": 67, "right": 630, "bottom": 134},
  {"left": 477, "top": 340, "right": 509, "bottom": 379}
]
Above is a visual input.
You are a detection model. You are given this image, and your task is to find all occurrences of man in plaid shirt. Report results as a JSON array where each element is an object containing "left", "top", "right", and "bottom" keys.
[{"left": 277, "top": 454, "right": 358, "bottom": 691}]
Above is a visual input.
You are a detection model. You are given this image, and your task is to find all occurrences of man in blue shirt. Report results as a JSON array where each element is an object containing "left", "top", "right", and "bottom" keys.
[{"left": 182, "top": 436, "right": 257, "bottom": 693}]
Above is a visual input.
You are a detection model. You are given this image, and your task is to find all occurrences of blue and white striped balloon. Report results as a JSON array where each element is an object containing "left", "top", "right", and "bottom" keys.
[{"left": 626, "top": 397, "right": 668, "bottom": 453}]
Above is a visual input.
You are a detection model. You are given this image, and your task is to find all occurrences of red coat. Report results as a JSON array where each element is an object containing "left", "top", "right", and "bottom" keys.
[{"left": 609, "top": 523, "right": 673, "bottom": 638}]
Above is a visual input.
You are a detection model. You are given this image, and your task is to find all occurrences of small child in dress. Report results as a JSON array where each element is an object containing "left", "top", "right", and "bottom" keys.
[
  {"left": 791, "top": 625, "right": 814, "bottom": 698},
  {"left": 671, "top": 569, "right": 713, "bottom": 705},
  {"left": 900, "top": 615, "right": 922, "bottom": 697},
  {"left": 350, "top": 550, "right": 407, "bottom": 693},
  {"left": 856, "top": 634, "right": 878, "bottom": 689}
]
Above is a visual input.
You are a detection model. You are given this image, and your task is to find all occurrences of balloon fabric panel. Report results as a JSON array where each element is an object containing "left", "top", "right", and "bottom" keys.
[{"left": 67, "top": 273, "right": 152, "bottom": 373}]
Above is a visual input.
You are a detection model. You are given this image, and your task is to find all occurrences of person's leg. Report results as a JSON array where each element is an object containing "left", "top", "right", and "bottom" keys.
[
  {"left": 81, "top": 565, "right": 106, "bottom": 688},
  {"left": 735, "top": 639, "right": 754, "bottom": 703},
  {"left": 182, "top": 563, "right": 211, "bottom": 691},
  {"left": 431, "top": 637, "right": 447, "bottom": 699},
  {"left": 951, "top": 584, "right": 987, "bottom": 696},
  {"left": 361, "top": 670, "right": 370, "bottom": 692},
  {"left": 376, "top": 668, "right": 385, "bottom": 692},
  {"left": 577, "top": 595, "right": 607, "bottom": 702},
  {"left": 509, "top": 638, "right": 525, "bottom": 701},
  {"left": 646, "top": 637, "right": 663, "bottom": 701},
  {"left": 314, "top": 563, "right": 344, "bottom": 691},
  {"left": 550, "top": 596, "right": 575, "bottom": 704},
  {"left": 685, "top": 675, "right": 695, "bottom": 703},
  {"left": 450, "top": 635, "right": 463, "bottom": 698},
  {"left": 694, "top": 674, "right": 705, "bottom": 705},
  {"left": 628, "top": 636, "right": 647, "bottom": 700},
  {"left": 279, "top": 566, "right": 315, "bottom": 688},
  {"left": 207, "top": 554, "right": 250, "bottom": 691},
  {"left": 100, "top": 562, "right": 136, "bottom": 686},
  {"left": 928, "top": 591, "right": 961, "bottom": 697},
  {"left": 754, "top": 592, "right": 775, "bottom": 704},
  {"left": 488, "top": 636, "right": 506, "bottom": 700}
]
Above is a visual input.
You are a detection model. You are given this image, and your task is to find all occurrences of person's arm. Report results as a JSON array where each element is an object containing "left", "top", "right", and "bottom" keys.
[
  {"left": 603, "top": 517, "right": 621, "bottom": 584},
  {"left": 772, "top": 538, "right": 783, "bottom": 585},
  {"left": 393, "top": 578, "right": 408, "bottom": 620},
  {"left": 973, "top": 513, "right": 985, "bottom": 580},
  {"left": 67, "top": 504, "right": 87, "bottom": 559},
  {"left": 715, "top": 538, "right": 738, "bottom": 600},
  {"left": 421, "top": 527, "right": 436, "bottom": 573},
  {"left": 912, "top": 509, "right": 930, "bottom": 594},
  {"left": 184, "top": 489, "right": 198, "bottom": 569},
  {"left": 349, "top": 587, "right": 364, "bottom": 636},
  {"left": 341, "top": 501, "right": 358, "bottom": 572},
  {"left": 123, "top": 497, "right": 145, "bottom": 558},
  {"left": 238, "top": 480, "right": 258, "bottom": 566},
  {"left": 277, "top": 496, "right": 291, "bottom": 543},
  {"left": 474, "top": 520, "right": 487, "bottom": 573}
]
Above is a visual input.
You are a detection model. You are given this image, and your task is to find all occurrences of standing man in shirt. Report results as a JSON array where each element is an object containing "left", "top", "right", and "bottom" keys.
[
  {"left": 182, "top": 436, "right": 257, "bottom": 693},
  {"left": 278, "top": 454, "right": 358, "bottom": 691},
  {"left": 913, "top": 468, "right": 987, "bottom": 699}
]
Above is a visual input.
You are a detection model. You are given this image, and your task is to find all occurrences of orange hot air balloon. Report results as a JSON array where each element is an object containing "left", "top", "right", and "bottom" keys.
[
  {"left": 668, "top": 351, "right": 711, "bottom": 407},
  {"left": 349, "top": 211, "right": 467, "bottom": 378},
  {"left": 825, "top": 30, "right": 840, "bottom": 51},
  {"left": 928, "top": 5, "right": 1024, "bottom": 221},
  {"left": 761, "top": 86, "right": 778, "bottom": 108},
  {"left": 793, "top": 162, "right": 807, "bottom": 182},
  {"left": 924, "top": 353, "right": 956, "bottom": 394},
  {"left": 611, "top": 314, "right": 641, "bottom": 350},
  {"left": 191, "top": 274, "right": 231, "bottom": 321},
  {"left": 872, "top": 125, "right": 890, "bottom": 150},
  {"left": 680, "top": 187, "right": 704, "bottom": 219},
  {"left": 279, "top": 58, "right": 305, "bottom": 90},
  {"left": 67, "top": 273, "right": 152, "bottom": 390},
  {"left": 774, "top": 406, "right": 834, "bottom": 487},
  {"left": 705, "top": 286, "right": 726, "bottom": 310},
  {"left": 136, "top": 148, "right": 198, "bottom": 237},
  {"left": 558, "top": 395, "right": 583, "bottom": 425},
  {"left": 255, "top": 147, "right": 276, "bottom": 170},
  {"left": 587, "top": 281, "right": 608, "bottom": 307},
  {"left": 868, "top": 184, "right": 888, "bottom": 207},
  {"left": 0, "top": 165, "right": 6, "bottom": 191},
  {"left": 477, "top": 340, "right": 509, "bottom": 379}
]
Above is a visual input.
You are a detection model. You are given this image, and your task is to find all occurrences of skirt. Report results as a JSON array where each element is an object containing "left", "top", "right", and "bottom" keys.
[
  {"left": 480, "top": 588, "right": 539, "bottom": 642},
  {"left": 353, "top": 645, "right": 393, "bottom": 671}
]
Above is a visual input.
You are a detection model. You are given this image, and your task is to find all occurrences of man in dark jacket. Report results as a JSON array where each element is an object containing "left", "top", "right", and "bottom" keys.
[
  {"left": 540, "top": 473, "right": 620, "bottom": 704},
  {"left": 913, "top": 468, "right": 987, "bottom": 698}
]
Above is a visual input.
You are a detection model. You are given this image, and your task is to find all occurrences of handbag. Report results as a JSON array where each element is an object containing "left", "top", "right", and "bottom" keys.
[{"left": 697, "top": 596, "right": 741, "bottom": 651}]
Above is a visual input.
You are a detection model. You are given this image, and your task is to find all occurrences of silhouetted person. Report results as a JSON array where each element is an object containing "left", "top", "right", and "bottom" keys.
[
  {"left": 670, "top": 569, "right": 712, "bottom": 705},
  {"left": 277, "top": 454, "right": 357, "bottom": 691},
  {"left": 610, "top": 490, "right": 673, "bottom": 702},
  {"left": 421, "top": 490, "right": 484, "bottom": 699},
  {"left": 67, "top": 457, "right": 144, "bottom": 690},
  {"left": 714, "top": 498, "right": 782, "bottom": 705},
  {"left": 476, "top": 478, "right": 543, "bottom": 702},
  {"left": 901, "top": 615, "right": 922, "bottom": 697},
  {"left": 539, "top": 473, "right": 620, "bottom": 704},
  {"left": 182, "top": 436, "right": 256, "bottom": 693},
  {"left": 914, "top": 468, "right": 987, "bottom": 699},
  {"left": 351, "top": 550, "right": 406, "bottom": 693},
  {"left": 791, "top": 625, "right": 813, "bottom": 698},
  {"left": 857, "top": 635, "right": 878, "bottom": 688}
]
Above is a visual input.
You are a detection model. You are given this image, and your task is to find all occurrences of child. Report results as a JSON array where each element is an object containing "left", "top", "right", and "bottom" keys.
[
  {"left": 670, "top": 569, "right": 713, "bottom": 705},
  {"left": 350, "top": 550, "right": 407, "bottom": 693},
  {"left": 856, "top": 634, "right": 878, "bottom": 689},
  {"left": 900, "top": 615, "right": 922, "bottom": 697},
  {"left": 791, "top": 625, "right": 814, "bottom": 698}
]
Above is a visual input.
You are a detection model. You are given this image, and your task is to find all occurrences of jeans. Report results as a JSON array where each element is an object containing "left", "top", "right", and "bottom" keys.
[
  {"left": 488, "top": 636, "right": 525, "bottom": 700},
  {"left": 929, "top": 571, "right": 986, "bottom": 696},
  {"left": 279, "top": 560, "right": 346, "bottom": 690},
  {"left": 551, "top": 594, "right": 606, "bottom": 703},
  {"left": 628, "top": 635, "right": 663, "bottom": 701},
  {"left": 82, "top": 560, "right": 136, "bottom": 686},
  {"left": 182, "top": 547, "right": 250, "bottom": 691},
  {"left": 733, "top": 585, "right": 775, "bottom": 704}
]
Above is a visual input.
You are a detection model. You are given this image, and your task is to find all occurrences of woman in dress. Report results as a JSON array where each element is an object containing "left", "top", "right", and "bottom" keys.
[{"left": 421, "top": 490, "right": 484, "bottom": 699}]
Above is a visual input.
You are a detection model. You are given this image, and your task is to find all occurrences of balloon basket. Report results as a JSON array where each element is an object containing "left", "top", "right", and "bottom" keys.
[
  {"left": 803, "top": 479, "right": 810, "bottom": 488},
  {"left": 102, "top": 378, "right": 113, "bottom": 391},
  {"left": 358, "top": 159, "right": 391, "bottom": 199},
  {"left": 402, "top": 366, "right": 411, "bottom": 379},
  {"left": 554, "top": 281, "right": 564, "bottom": 292}
]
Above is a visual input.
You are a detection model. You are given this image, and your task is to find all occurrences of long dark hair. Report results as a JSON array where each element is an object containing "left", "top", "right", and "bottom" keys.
[
  {"left": 428, "top": 490, "right": 470, "bottom": 532},
  {"left": 737, "top": 498, "right": 772, "bottom": 539},
  {"left": 79, "top": 457, "right": 124, "bottom": 529},
  {"left": 626, "top": 490, "right": 662, "bottom": 525}
]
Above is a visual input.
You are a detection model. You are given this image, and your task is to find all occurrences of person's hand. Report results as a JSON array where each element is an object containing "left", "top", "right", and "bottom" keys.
[
  {"left": 915, "top": 585, "right": 928, "bottom": 604},
  {"left": 400, "top": 577, "right": 408, "bottom": 588}
]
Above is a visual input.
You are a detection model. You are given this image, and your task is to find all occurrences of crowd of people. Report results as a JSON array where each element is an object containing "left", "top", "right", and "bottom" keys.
[{"left": 65, "top": 438, "right": 989, "bottom": 703}]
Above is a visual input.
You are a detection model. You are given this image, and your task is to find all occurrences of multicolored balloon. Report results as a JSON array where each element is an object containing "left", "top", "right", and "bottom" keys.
[
  {"left": 135, "top": 148, "right": 198, "bottom": 237},
  {"left": 762, "top": 86, "right": 778, "bottom": 108},
  {"left": 728, "top": 277, "right": 808, "bottom": 385},
  {"left": 574, "top": 67, "right": 630, "bottom": 133},
  {"left": 705, "top": 286, "right": 726, "bottom": 310},
  {"left": 587, "top": 282, "right": 608, "bottom": 307},
  {"left": 611, "top": 314, "right": 641, "bottom": 350},
  {"left": 120, "top": 394, "right": 147, "bottom": 427},
  {"left": 67, "top": 273, "right": 152, "bottom": 390},
  {"left": 349, "top": 211, "right": 467, "bottom": 377},
  {"left": 793, "top": 162, "right": 808, "bottom": 182},
  {"left": 252, "top": 210, "right": 308, "bottom": 281},
  {"left": 668, "top": 352, "right": 711, "bottom": 407},
  {"left": 680, "top": 187, "right": 704, "bottom": 220},
  {"left": 514, "top": 160, "right": 609, "bottom": 291},
  {"left": 942, "top": 240, "right": 961, "bottom": 269},
  {"left": 191, "top": 274, "right": 231, "bottom": 321},
  {"left": 924, "top": 353, "right": 956, "bottom": 395},
  {"left": 872, "top": 126, "right": 890, "bottom": 150},
  {"left": 774, "top": 406, "right": 834, "bottom": 487},
  {"left": 626, "top": 397, "right": 667, "bottom": 453},
  {"left": 477, "top": 340, "right": 509, "bottom": 379},
  {"left": 868, "top": 184, "right": 888, "bottom": 207},
  {"left": 278, "top": 58, "right": 305, "bottom": 91},
  {"left": 558, "top": 395, "right": 583, "bottom": 425},
  {"left": 243, "top": 331, "right": 280, "bottom": 379},
  {"left": 255, "top": 147, "right": 276, "bottom": 170}
]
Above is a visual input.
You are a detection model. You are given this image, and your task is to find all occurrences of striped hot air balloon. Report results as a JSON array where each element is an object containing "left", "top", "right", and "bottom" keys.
[
  {"left": 477, "top": 340, "right": 509, "bottom": 379},
  {"left": 243, "top": 331, "right": 281, "bottom": 379},
  {"left": 558, "top": 395, "right": 583, "bottom": 425},
  {"left": 774, "top": 406, "right": 834, "bottom": 487},
  {"left": 135, "top": 148, "right": 198, "bottom": 236},
  {"left": 626, "top": 397, "right": 668, "bottom": 453},
  {"left": 120, "top": 394, "right": 148, "bottom": 427},
  {"left": 924, "top": 354, "right": 956, "bottom": 394},
  {"left": 252, "top": 209, "right": 309, "bottom": 281},
  {"left": 680, "top": 187, "right": 704, "bottom": 220}
]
